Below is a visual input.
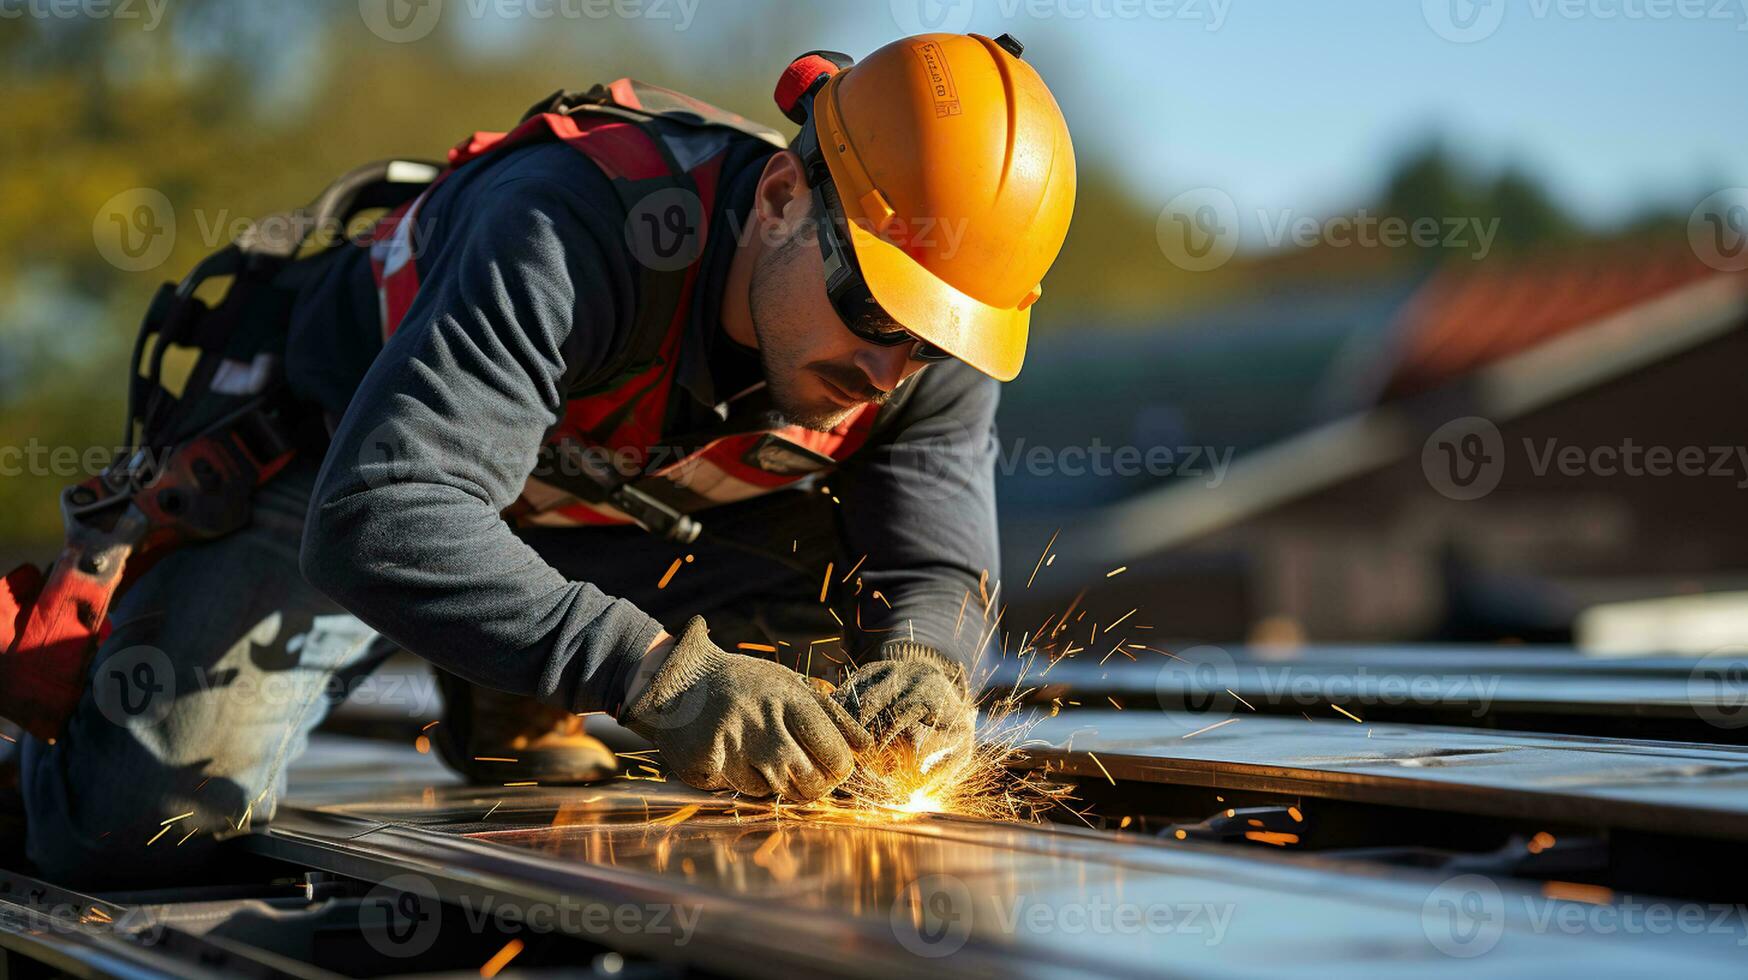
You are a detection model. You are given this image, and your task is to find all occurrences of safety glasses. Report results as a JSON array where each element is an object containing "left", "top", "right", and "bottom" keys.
[{"left": 807, "top": 161, "right": 954, "bottom": 363}]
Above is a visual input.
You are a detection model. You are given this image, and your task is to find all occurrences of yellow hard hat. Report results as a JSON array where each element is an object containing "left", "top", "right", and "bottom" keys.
[{"left": 778, "top": 34, "right": 1077, "bottom": 381}]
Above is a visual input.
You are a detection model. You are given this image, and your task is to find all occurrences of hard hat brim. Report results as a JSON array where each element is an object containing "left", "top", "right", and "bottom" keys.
[{"left": 846, "top": 218, "right": 1030, "bottom": 383}]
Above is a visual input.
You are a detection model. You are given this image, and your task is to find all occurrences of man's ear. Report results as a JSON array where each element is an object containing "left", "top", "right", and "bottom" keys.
[{"left": 753, "top": 150, "right": 811, "bottom": 242}]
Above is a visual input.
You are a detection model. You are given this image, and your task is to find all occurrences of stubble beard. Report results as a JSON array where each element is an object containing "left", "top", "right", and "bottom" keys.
[{"left": 747, "top": 236, "right": 865, "bottom": 433}]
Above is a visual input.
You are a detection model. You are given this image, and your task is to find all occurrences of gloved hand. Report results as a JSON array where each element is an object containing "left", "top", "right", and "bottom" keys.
[
  {"left": 619, "top": 616, "right": 871, "bottom": 801},
  {"left": 833, "top": 643, "right": 976, "bottom": 771}
]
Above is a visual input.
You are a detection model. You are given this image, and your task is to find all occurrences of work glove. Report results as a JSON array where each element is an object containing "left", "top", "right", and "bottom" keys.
[
  {"left": 834, "top": 643, "right": 976, "bottom": 774},
  {"left": 619, "top": 616, "right": 871, "bottom": 801}
]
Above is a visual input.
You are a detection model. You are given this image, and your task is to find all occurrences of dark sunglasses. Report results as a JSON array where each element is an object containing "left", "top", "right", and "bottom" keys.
[{"left": 807, "top": 168, "right": 953, "bottom": 363}]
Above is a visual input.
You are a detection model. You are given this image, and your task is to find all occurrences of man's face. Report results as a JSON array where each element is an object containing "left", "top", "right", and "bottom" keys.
[{"left": 746, "top": 196, "right": 932, "bottom": 432}]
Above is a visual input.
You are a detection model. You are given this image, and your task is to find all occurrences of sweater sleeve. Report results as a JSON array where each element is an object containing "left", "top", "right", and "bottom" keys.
[
  {"left": 831, "top": 360, "right": 1003, "bottom": 677},
  {"left": 299, "top": 173, "right": 663, "bottom": 715}
]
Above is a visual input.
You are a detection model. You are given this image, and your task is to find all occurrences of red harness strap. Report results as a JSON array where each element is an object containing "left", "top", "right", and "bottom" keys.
[
  {"left": 369, "top": 101, "right": 880, "bottom": 530},
  {"left": 0, "top": 406, "right": 295, "bottom": 740}
]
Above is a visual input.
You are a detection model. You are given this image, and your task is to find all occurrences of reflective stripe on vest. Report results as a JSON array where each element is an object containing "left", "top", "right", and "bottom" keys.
[{"left": 366, "top": 93, "right": 877, "bottom": 527}]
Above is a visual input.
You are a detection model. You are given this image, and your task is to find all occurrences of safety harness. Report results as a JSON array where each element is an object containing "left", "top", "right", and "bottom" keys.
[
  {"left": 0, "top": 155, "right": 442, "bottom": 740},
  {"left": 370, "top": 79, "right": 878, "bottom": 538}
]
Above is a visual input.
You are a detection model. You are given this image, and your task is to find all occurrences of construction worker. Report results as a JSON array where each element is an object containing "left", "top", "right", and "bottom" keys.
[{"left": 8, "top": 32, "right": 1075, "bottom": 885}]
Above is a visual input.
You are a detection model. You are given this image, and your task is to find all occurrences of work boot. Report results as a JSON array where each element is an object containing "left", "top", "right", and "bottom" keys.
[{"left": 432, "top": 672, "right": 618, "bottom": 785}]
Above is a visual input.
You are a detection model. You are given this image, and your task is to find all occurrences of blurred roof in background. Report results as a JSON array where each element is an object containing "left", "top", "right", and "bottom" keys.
[{"left": 998, "top": 246, "right": 1748, "bottom": 515}]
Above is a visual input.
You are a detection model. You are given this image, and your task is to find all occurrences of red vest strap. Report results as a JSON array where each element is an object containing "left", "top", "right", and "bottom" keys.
[{"left": 363, "top": 86, "right": 879, "bottom": 529}]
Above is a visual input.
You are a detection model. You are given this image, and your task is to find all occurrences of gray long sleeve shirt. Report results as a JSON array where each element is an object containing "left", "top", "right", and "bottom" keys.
[{"left": 286, "top": 128, "right": 1000, "bottom": 715}]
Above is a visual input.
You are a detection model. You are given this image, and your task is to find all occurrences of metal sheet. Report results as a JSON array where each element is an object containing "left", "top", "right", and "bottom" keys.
[
  {"left": 244, "top": 736, "right": 1748, "bottom": 977},
  {"left": 1025, "top": 711, "right": 1748, "bottom": 839},
  {"left": 996, "top": 649, "right": 1732, "bottom": 722}
]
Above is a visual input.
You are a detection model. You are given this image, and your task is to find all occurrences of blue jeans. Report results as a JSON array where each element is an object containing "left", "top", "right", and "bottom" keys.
[{"left": 22, "top": 461, "right": 831, "bottom": 887}]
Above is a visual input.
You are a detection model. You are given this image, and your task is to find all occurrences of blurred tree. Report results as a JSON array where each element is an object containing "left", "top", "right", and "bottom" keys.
[
  {"left": 1486, "top": 165, "right": 1579, "bottom": 250},
  {"left": 1379, "top": 140, "right": 1472, "bottom": 226}
]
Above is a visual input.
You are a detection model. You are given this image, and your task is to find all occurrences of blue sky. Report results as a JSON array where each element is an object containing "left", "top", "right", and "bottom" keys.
[
  {"left": 282, "top": 0, "right": 1747, "bottom": 230},
  {"left": 475, "top": 0, "right": 1741, "bottom": 230},
  {"left": 841, "top": 0, "right": 1747, "bottom": 227}
]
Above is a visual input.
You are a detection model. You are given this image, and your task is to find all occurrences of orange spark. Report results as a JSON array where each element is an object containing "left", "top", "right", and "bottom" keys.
[
  {"left": 480, "top": 938, "right": 524, "bottom": 978},
  {"left": 1182, "top": 718, "right": 1240, "bottom": 739}
]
